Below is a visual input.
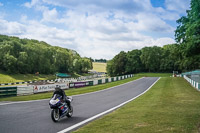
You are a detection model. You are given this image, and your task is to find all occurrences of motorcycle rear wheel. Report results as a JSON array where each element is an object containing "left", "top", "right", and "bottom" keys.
[{"left": 51, "top": 109, "right": 60, "bottom": 122}]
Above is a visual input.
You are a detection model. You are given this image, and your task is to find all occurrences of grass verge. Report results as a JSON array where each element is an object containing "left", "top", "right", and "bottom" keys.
[
  {"left": 73, "top": 77, "right": 200, "bottom": 133},
  {"left": 0, "top": 76, "right": 141, "bottom": 102}
]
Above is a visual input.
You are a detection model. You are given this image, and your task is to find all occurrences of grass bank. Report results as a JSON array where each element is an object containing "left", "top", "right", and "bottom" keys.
[
  {"left": 0, "top": 76, "right": 141, "bottom": 102},
  {"left": 0, "top": 71, "right": 94, "bottom": 84},
  {"left": 73, "top": 77, "right": 200, "bottom": 133},
  {"left": 0, "top": 72, "right": 56, "bottom": 84}
]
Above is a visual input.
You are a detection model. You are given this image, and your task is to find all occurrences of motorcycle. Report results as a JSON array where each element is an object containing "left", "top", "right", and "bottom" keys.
[{"left": 49, "top": 94, "right": 73, "bottom": 122}]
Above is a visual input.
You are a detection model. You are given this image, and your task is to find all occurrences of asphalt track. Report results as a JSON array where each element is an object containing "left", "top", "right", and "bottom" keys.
[{"left": 0, "top": 77, "right": 159, "bottom": 133}]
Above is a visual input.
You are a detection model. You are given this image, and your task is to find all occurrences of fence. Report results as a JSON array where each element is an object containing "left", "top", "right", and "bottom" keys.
[
  {"left": 0, "top": 74, "right": 134, "bottom": 98},
  {"left": 17, "top": 86, "right": 33, "bottom": 96},
  {"left": 0, "top": 87, "right": 17, "bottom": 98},
  {"left": 183, "top": 75, "right": 200, "bottom": 90}
]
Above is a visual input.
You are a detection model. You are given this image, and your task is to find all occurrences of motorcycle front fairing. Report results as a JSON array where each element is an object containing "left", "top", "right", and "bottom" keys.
[{"left": 49, "top": 94, "right": 62, "bottom": 109}]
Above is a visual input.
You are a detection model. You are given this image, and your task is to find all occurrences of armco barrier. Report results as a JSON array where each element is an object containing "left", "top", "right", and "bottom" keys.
[
  {"left": 17, "top": 86, "right": 33, "bottom": 96},
  {"left": 116, "top": 77, "right": 119, "bottom": 81},
  {"left": 32, "top": 83, "right": 69, "bottom": 93},
  {"left": 71, "top": 82, "right": 89, "bottom": 88},
  {"left": 111, "top": 77, "right": 114, "bottom": 82},
  {"left": 98, "top": 79, "right": 102, "bottom": 84},
  {"left": 0, "top": 87, "right": 17, "bottom": 97},
  {"left": 88, "top": 81, "right": 94, "bottom": 86},
  {"left": 184, "top": 75, "right": 200, "bottom": 91},
  {"left": 108, "top": 78, "right": 111, "bottom": 82},
  {"left": 102, "top": 79, "right": 105, "bottom": 84}
]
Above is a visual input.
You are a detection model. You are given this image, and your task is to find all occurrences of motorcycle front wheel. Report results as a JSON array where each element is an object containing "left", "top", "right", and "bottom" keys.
[
  {"left": 66, "top": 106, "right": 73, "bottom": 118},
  {"left": 51, "top": 109, "right": 60, "bottom": 122}
]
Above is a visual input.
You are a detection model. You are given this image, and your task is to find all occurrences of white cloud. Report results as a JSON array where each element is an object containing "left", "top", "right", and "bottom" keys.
[
  {"left": 41, "top": 8, "right": 58, "bottom": 22},
  {"left": 154, "top": 7, "right": 180, "bottom": 21},
  {"left": 24, "top": 0, "right": 40, "bottom": 8},
  {"left": 19, "top": 20, "right": 76, "bottom": 47},
  {"left": 0, "top": 19, "right": 26, "bottom": 35},
  {"left": 1, "top": 0, "right": 189, "bottom": 59},
  {"left": 0, "top": 15, "right": 176, "bottom": 59}
]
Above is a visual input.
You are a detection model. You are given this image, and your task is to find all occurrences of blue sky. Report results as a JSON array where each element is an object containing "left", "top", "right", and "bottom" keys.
[{"left": 0, "top": 0, "right": 190, "bottom": 59}]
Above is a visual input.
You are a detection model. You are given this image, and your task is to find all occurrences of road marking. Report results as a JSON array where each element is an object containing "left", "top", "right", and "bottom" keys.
[
  {"left": 0, "top": 99, "right": 49, "bottom": 106},
  {"left": 57, "top": 77, "right": 160, "bottom": 133},
  {"left": 0, "top": 77, "right": 144, "bottom": 106}
]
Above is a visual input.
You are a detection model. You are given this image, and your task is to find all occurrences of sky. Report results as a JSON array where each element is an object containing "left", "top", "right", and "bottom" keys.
[{"left": 0, "top": 0, "right": 190, "bottom": 59}]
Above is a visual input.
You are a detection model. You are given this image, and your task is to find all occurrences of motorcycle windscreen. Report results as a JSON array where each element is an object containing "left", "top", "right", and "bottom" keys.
[{"left": 52, "top": 94, "right": 62, "bottom": 100}]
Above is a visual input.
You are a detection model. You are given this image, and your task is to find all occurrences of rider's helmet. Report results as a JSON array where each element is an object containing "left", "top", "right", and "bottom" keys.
[{"left": 55, "top": 85, "right": 61, "bottom": 91}]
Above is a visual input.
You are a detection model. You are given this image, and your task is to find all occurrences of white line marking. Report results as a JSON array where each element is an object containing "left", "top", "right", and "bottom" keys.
[
  {"left": 0, "top": 99, "right": 49, "bottom": 106},
  {"left": 57, "top": 77, "right": 161, "bottom": 133},
  {"left": 0, "top": 77, "right": 144, "bottom": 106}
]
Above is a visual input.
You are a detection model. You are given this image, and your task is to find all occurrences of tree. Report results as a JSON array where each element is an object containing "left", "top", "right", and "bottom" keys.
[
  {"left": 106, "top": 51, "right": 127, "bottom": 76},
  {"left": 17, "top": 52, "right": 29, "bottom": 73},
  {"left": 160, "top": 44, "right": 183, "bottom": 72},
  {"left": 140, "top": 46, "right": 162, "bottom": 72},
  {"left": 125, "top": 50, "right": 143, "bottom": 73},
  {"left": 0, "top": 35, "right": 91, "bottom": 74},
  {"left": 106, "top": 60, "right": 115, "bottom": 76},
  {"left": 3, "top": 54, "right": 17, "bottom": 73},
  {"left": 175, "top": 0, "right": 200, "bottom": 56}
]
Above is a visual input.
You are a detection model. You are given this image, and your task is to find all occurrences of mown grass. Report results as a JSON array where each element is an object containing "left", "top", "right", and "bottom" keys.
[
  {"left": 92, "top": 62, "right": 107, "bottom": 72},
  {"left": 73, "top": 77, "right": 200, "bottom": 133},
  {"left": 0, "top": 72, "right": 56, "bottom": 84},
  {"left": 0, "top": 76, "right": 141, "bottom": 102},
  {"left": 0, "top": 71, "right": 93, "bottom": 84}
]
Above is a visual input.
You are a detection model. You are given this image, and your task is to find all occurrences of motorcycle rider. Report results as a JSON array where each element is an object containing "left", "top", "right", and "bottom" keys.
[{"left": 53, "top": 85, "right": 71, "bottom": 110}]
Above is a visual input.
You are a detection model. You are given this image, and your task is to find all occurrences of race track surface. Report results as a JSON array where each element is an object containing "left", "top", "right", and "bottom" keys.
[{"left": 0, "top": 77, "right": 159, "bottom": 133}]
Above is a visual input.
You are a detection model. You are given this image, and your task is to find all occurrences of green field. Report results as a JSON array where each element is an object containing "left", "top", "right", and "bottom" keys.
[
  {"left": 92, "top": 62, "right": 107, "bottom": 72},
  {"left": 0, "top": 72, "right": 56, "bottom": 84},
  {"left": 73, "top": 77, "right": 200, "bottom": 133}
]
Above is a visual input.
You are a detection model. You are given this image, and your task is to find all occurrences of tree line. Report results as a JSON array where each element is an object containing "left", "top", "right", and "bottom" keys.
[
  {"left": 107, "top": 0, "right": 200, "bottom": 76},
  {"left": 94, "top": 59, "right": 107, "bottom": 63},
  {"left": 0, "top": 35, "right": 93, "bottom": 74}
]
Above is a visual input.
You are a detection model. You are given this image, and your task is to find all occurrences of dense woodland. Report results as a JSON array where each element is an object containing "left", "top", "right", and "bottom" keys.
[
  {"left": 0, "top": 35, "right": 93, "bottom": 74},
  {"left": 107, "top": 0, "right": 200, "bottom": 76}
]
